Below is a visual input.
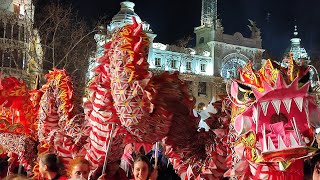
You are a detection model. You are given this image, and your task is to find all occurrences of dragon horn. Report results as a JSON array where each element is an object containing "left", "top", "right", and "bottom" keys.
[
  {"left": 134, "top": 37, "right": 143, "bottom": 53},
  {"left": 132, "top": 16, "right": 138, "bottom": 28},
  {"left": 133, "top": 24, "right": 142, "bottom": 37}
]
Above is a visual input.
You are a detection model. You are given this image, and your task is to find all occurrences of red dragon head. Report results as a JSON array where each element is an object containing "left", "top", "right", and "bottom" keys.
[
  {"left": 230, "top": 58, "right": 318, "bottom": 171},
  {"left": 0, "top": 76, "right": 39, "bottom": 175}
]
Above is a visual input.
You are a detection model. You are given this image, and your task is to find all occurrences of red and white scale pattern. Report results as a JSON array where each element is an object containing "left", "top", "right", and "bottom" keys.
[
  {"left": 0, "top": 133, "right": 37, "bottom": 172},
  {"left": 85, "top": 26, "right": 149, "bottom": 167},
  {"left": 85, "top": 60, "right": 125, "bottom": 167},
  {"left": 109, "top": 49, "right": 147, "bottom": 140},
  {"left": 37, "top": 70, "right": 88, "bottom": 164},
  {"left": 37, "top": 90, "right": 60, "bottom": 141}
]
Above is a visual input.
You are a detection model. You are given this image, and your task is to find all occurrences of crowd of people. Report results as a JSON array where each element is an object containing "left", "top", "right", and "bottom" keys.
[
  {"left": 2, "top": 149, "right": 320, "bottom": 179},
  {"left": 1, "top": 142, "right": 320, "bottom": 180},
  {"left": 0, "top": 143, "right": 181, "bottom": 180}
]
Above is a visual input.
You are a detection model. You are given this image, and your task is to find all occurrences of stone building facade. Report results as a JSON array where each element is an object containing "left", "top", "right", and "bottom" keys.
[
  {"left": 0, "top": 0, "right": 41, "bottom": 88},
  {"left": 91, "top": 1, "right": 265, "bottom": 110}
]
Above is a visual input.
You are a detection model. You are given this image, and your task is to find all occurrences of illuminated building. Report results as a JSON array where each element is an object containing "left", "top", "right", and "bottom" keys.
[
  {"left": 0, "top": 0, "right": 41, "bottom": 88},
  {"left": 91, "top": 1, "right": 265, "bottom": 109}
]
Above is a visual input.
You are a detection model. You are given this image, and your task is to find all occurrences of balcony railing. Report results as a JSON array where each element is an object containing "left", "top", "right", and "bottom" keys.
[
  {"left": 0, "top": 9, "right": 33, "bottom": 23},
  {"left": 0, "top": 67, "right": 26, "bottom": 77},
  {"left": 0, "top": 38, "right": 27, "bottom": 49}
]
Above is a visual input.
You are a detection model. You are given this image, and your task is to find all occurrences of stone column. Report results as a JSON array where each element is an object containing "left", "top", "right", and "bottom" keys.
[
  {"left": 207, "top": 41, "right": 216, "bottom": 76},
  {"left": 3, "top": 23, "right": 6, "bottom": 38},
  {"left": 146, "top": 32, "right": 157, "bottom": 65},
  {"left": 18, "top": 25, "right": 21, "bottom": 41}
]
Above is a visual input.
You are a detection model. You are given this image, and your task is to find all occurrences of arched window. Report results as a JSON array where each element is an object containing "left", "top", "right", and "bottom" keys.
[
  {"left": 199, "top": 37, "right": 204, "bottom": 44},
  {"left": 220, "top": 58, "right": 246, "bottom": 79},
  {"left": 220, "top": 53, "right": 249, "bottom": 79}
]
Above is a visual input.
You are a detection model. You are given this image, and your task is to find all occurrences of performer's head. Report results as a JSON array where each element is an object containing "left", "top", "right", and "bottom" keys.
[
  {"left": 68, "top": 157, "right": 90, "bottom": 180},
  {"left": 312, "top": 153, "right": 320, "bottom": 180},
  {"left": 124, "top": 143, "right": 135, "bottom": 155},
  {"left": 39, "top": 153, "right": 62, "bottom": 178},
  {"left": 132, "top": 155, "right": 152, "bottom": 180},
  {"left": 105, "top": 160, "right": 121, "bottom": 177}
]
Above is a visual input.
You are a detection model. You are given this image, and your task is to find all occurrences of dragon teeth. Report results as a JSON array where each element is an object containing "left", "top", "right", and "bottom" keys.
[
  {"left": 262, "top": 123, "right": 267, "bottom": 152},
  {"left": 260, "top": 101, "right": 269, "bottom": 116},
  {"left": 289, "top": 133, "right": 299, "bottom": 147},
  {"left": 271, "top": 99, "right": 281, "bottom": 115},
  {"left": 278, "top": 135, "right": 287, "bottom": 150},
  {"left": 268, "top": 136, "right": 276, "bottom": 151},
  {"left": 282, "top": 98, "right": 292, "bottom": 114},
  {"left": 294, "top": 97, "right": 304, "bottom": 112}
]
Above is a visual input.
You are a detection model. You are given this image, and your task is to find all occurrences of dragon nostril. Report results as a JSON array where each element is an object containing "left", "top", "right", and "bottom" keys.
[{"left": 270, "top": 113, "right": 288, "bottom": 124}]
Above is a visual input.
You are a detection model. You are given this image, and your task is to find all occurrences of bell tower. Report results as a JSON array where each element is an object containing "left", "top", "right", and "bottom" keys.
[
  {"left": 201, "top": 0, "right": 217, "bottom": 26},
  {"left": 194, "top": 0, "right": 219, "bottom": 50}
]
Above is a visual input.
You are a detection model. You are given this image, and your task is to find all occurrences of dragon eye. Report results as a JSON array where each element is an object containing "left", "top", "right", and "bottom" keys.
[
  {"left": 248, "top": 91, "right": 255, "bottom": 99},
  {"left": 237, "top": 83, "right": 255, "bottom": 102}
]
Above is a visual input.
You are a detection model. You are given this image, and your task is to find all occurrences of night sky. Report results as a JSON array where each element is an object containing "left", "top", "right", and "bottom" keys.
[{"left": 68, "top": 0, "right": 320, "bottom": 60}]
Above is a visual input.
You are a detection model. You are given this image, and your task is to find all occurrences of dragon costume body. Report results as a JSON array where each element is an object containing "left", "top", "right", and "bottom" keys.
[
  {"left": 37, "top": 69, "right": 88, "bottom": 164},
  {"left": 0, "top": 19, "right": 244, "bottom": 179},
  {"left": 1, "top": 18, "right": 319, "bottom": 180},
  {"left": 0, "top": 69, "right": 88, "bottom": 176},
  {"left": 84, "top": 17, "right": 199, "bottom": 169},
  {"left": 84, "top": 18, "right": 233, "bottom": 179},
  {"left": 0, "top": 77, "right": 38, "bottom": 174}
]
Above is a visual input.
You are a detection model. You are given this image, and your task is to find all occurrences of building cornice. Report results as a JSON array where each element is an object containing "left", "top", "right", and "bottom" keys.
[{"left": 208, "top": 41, "right": 264, "bottom": 52}]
